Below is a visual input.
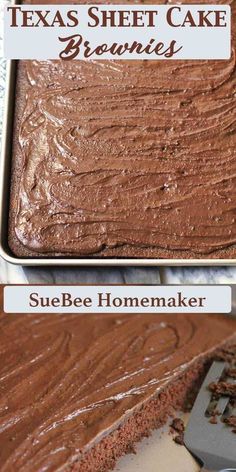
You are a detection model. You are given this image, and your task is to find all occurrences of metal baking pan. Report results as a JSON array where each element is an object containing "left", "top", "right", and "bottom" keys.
[{"left": 1, "top": 58, "right": 236, "bottom": 266}]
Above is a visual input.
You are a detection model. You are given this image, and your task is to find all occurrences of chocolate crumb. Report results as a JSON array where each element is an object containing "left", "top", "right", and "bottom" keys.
[
  {"left": 170, "top": 418, "right": 185, "bottom": 434},
  {"left": 209, "top": 415, "right": 218, "bottom": 424},
  {"left": 173, "top": 433, "right": 184, "bottom": 445},
  {"left": 209, "top": 347, "right": 236, "bottom": 402},
  {"left": 207, "top": 345, "right": 236, "bottom": 436},
  {"left": 215, "top": 345, "right": 236, "bottom": 364},
  {"left": 224, "top": 416, "right": 236, "bottom": 428},
  {"left": 208, "top": 382, "right": 236, "bottom": 398},
  {"left": 227, "top": 368, "right": 236, "bottom": 379},
  {"left": 170, "top": 418, "right": 185, "bottom": 446}
]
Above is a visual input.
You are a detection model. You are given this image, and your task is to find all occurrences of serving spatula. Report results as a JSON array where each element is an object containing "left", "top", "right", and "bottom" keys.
[{"left": 184, "top": 361, "right": 236, "bottom": 472}]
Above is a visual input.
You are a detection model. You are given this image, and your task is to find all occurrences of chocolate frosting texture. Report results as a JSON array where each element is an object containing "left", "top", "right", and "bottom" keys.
[
  {"left": 0, "top": 311, "right": 235, "bottom": 471},
  {"left": 12, "top": 1, "right": 236, "bottom": 257}
]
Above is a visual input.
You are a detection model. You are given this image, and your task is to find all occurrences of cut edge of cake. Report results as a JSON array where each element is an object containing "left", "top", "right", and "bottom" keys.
[{"left": 65, "top": 339, "right": 236, "bottom": 472}]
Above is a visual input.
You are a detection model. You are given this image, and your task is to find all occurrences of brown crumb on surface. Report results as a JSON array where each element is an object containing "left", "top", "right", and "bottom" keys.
[
  {"left": 208, "top": 382, "right": 236, "bottom": 398},
  {"left": 170, "top": 418, "right": 185, "bottom": 445},
  {"left": 209, "top": 415, "right": 218, "bottom": 424},
  {"left": 227, "top": 368, "right": 236, "bottom": 379},
  {"left": 224, "top": 416, "right": 236, "bottom": 428},
  {"left": 173, "top": 434, "right": 185, "bottom": 445},
  {"left": 207, "top": 407, "right": 220, "bottom": 417},
  {"left": 208, "top": 346, "right": 236, "bottom": 436},
  {"left": 215, "top": 345, "right": 236, "bottom": 363},
  {"left": 170, "top": 418, "right": 185, "bottom": 434}
]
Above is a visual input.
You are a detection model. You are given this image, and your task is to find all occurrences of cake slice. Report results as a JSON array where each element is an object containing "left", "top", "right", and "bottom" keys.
[{"left": 0, "top": 311, "right": 235, "bottom": 471}]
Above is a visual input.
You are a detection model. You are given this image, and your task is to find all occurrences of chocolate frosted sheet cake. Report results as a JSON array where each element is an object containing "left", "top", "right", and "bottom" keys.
[
  {"left": 9, "top": 0, "right": 236, "bottom": 258},
  {"left": 0, "top": 309, "right": 235, "bottom": 471}
]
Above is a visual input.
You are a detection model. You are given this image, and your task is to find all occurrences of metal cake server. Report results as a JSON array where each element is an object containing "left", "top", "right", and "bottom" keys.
[{"left": 184, "top": 361, "right": 236, "bottom": 472}]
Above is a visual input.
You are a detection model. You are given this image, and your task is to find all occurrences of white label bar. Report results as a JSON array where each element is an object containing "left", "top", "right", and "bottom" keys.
[
  {"left": 4, "top": 4, "right": 231, "bottom": 60},
  {"left": 3, "top": 285, "right": 231, "bottom": 314}
]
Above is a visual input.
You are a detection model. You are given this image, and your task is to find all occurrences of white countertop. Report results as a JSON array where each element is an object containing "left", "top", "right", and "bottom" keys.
[{"left": 115, "top": 414, "right": 199, "bottom": 472}]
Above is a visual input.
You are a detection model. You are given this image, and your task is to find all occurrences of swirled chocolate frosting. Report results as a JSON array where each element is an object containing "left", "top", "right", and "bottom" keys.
[
  {"left": 0, "top": 310, "right": 235, "bottom": 471},
  {"left": 10, "top": 0, "right": 236, "bottom": 257}
]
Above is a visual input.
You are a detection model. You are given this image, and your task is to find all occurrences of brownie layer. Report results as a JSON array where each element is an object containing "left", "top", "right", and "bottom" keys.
[
  {"left": 9, "top": 0, "right": 236, "bottom": 258},
  {"left": 0, "top": 311, "right": 235, "bottom": 471},
  {"left": 74, "top": 357, "right": 210, "bottom": 472}
]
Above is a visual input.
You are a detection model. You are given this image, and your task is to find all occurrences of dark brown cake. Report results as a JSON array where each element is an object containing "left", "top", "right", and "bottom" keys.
[
  {"left": 8, "top": 0, "right": 236, "bottom": 258},
  {"left": 0, "top": 305, "right": 235, "bottom": 471}
]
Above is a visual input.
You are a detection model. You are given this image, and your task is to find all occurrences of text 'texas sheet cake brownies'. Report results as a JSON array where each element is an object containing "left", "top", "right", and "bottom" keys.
[{"left": 9, "top": 0, "right": 236, "bottom": 258}]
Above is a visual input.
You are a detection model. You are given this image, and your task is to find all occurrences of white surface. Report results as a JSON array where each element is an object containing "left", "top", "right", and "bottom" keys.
[
  {"left": 0, "top": 258, "right": 27, "bottom": 283},
  {"left": 115, "top": 414, "right": 199, "bottom": 472},
  {"left": 163, "top": 267, "right": 236, "bottom": 284}
]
